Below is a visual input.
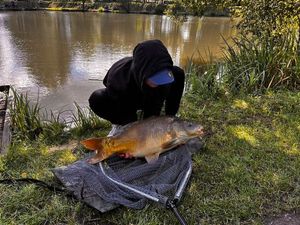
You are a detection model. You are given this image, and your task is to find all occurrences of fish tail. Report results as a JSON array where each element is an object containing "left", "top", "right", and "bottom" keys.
[
  {"left": 81, "top": 138, "right": 111, "bottom": 164},
  {"left": 81, "top": 138, "right": 104, "bottom": 151}
]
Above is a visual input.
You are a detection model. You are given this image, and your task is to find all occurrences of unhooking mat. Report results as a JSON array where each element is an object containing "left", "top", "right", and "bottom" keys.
[{"left": 52, "top": 138, "right": 203, "bottom": 212}]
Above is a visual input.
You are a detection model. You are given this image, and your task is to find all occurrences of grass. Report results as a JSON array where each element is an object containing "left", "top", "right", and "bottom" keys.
[
  {"left": 1, "top": 89, "right": 300, "bottom": 224},
  {"left": 180, "top": 91, "right": 300, "bottom": 224}
]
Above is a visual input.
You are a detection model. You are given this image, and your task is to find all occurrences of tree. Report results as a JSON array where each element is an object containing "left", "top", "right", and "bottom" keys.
[
  {"left": 180, "top": 0, "right": 226, "bottom": 16},
  {"left": 235, "top": 0, "right": 300, "bottom": 42}
]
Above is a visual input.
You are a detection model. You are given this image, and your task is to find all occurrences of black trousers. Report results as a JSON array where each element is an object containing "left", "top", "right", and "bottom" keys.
[{"left": 89, "top": 89, "right": 138, "bottom": 125}]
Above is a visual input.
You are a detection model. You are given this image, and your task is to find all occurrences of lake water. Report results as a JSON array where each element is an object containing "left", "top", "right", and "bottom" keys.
[{"left": 0, "top": 11, "right": 234, "bottom": 115}]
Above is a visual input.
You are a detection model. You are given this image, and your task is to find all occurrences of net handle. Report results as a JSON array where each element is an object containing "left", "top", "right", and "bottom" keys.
[
  {"left": 99, "top": 162, "right": 169, "bottom": 205},
  {"left": 174, "top": 160, "right": 193, "bottom": 203}
]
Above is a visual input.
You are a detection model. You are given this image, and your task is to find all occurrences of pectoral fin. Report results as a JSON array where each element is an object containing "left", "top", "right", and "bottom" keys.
[
  {"left": 161, "top": 139, "right": 182, "bottom": 150},
  {"left": 145, "top": 153, "right": 160, "bottom": 164}
]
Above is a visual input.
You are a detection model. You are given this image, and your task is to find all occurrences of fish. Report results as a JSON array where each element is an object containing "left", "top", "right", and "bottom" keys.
[{"left": 81, "top": 116, "right": 205, "bottom": 164}]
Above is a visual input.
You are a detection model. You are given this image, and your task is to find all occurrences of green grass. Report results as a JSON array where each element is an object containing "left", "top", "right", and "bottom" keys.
[
  {"left": 180, "top": 91, "right": 300, "bottom": 224},
  {"left": 1, "top": 90, "right": 300, "bottom": 224}
]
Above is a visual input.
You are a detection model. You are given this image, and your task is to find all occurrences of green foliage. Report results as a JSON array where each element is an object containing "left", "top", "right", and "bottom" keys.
[
  {"left": 154, "top": 3, "right": 166, "bottom": 14},
  {"left": 179, "top": 0, "right": 229, "bottom": 16},
  {"left": 39, "top": 111, "right": 69, "bottom": 145},
  {"left": 232, "top": 0, "right": 300, "bottom": 66},
  {"left": 10, "top": 89, "right": 69, "bottom": 145},
  {"left": 235, "top": 0, "right": 300, "bottom": 43},
  {"left": 164, "top": 2, "right": 187, "bottom": 22},
  {"left": 173, "top": 0, "right": 300, "bottom": 95},
  {"left": 185, "top": 31, "right": 300, "bottom": 97}
]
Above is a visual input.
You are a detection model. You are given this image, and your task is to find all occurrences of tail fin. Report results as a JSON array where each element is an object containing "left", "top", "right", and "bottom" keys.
[
  {"left": 81, "top": 138, "right": 108, "bottom": 164},
  {"left": 81, "top": 138, "right": 104, "bottom": 151}
]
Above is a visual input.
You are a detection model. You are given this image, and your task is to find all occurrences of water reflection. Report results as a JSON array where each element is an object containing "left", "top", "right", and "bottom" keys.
[
  {"left": 0, "top": 11, "right": 234, "bottom": 111},
  {"left": 0, "top": 13, "right": 34, "bottom": 89}
]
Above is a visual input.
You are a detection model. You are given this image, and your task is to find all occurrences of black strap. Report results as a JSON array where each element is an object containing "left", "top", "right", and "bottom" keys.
[{"left": 0, "top": 178, "right": 74, "bottom": 197}]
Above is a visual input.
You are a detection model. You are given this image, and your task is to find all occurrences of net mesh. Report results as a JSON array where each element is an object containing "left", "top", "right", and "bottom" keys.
[{"left": 52, "top": 138, "right": 202, "bottom": 212}]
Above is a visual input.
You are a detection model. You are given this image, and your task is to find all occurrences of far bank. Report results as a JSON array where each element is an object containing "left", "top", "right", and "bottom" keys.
[{"left": 0, "top": 0, "right": 230, "bottom": 16}]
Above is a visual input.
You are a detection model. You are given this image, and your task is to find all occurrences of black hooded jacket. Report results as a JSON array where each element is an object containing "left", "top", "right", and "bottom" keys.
[{"left": 103, "top": 40, "right": 185, "bottom": 118}]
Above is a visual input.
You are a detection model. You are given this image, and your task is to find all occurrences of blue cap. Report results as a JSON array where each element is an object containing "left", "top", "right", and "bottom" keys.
[{"left": 148, "top": 69, "right": 174, "bottom": 85}]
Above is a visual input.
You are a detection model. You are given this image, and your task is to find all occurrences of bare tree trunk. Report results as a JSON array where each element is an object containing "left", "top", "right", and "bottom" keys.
[
  {"left": 297, "top": 17, "right": 300, "bottom": 56},
  {"left": 82, "top": 0, "right": 85, "bottom": 11}
]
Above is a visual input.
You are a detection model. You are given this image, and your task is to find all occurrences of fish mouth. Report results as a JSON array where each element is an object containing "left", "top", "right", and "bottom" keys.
[{"left": 196, "top": 127, "right": 205, "bottom": 136}]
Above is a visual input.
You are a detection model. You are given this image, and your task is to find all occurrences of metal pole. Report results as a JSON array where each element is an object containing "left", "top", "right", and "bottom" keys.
[
  {"left": 174, "top": 160, "right": 192, "bottom": 202},
  {"left": 167, "top": 200, "right": 188, "bottom": 225}
]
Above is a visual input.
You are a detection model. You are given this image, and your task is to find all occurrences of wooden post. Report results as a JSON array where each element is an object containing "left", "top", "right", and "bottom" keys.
[{"left": 0, "top": 85, "right": 12, "bottom": 154}]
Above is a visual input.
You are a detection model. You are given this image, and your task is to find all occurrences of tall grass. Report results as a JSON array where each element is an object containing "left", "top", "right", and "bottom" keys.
[
  {"left": 10, "top": 89, "right": 44, "bottom": 140},
  {"left": 185, "top": 33, "right": 300, "bottom": 99},
  {"left": 40, "top": 110, "right": 69, "bottom": 145},
  {"left": 184, "top": 55, "right": 223, "bottom": 99},
  {"left": 70, "top": 102, "right": 110, "bottom": 138},
  {"left": 10, "top": 90, "right": 109, "bottom": 143},
  {"left": 222, "top": 34, "right": 300, "bottom": 94}
]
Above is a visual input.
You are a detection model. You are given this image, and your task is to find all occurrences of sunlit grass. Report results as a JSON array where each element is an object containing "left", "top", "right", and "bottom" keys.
[
  {"left": 232, "top": 99, "right": 249, "bottom": 109},
  {"left": 46, "top": 7, "right": 80, "bottom": 11},
  {"left": 230, "top": 126, "right": 258, "bottom": 146}
]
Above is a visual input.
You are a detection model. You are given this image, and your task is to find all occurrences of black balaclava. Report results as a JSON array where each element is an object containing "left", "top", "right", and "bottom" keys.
[{"left": 131, "top": 40, "right": 173, "bottom": 90}]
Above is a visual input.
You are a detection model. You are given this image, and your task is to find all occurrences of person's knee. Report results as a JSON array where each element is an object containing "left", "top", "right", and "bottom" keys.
[
  {"left": 88, "top": 88, "right": 137, "bottom": 125},
  {"left": 88, "top": 89, "right": 106, "bottom": 110}
]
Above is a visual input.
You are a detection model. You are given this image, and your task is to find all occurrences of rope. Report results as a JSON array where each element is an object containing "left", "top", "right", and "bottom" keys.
[{"left": 0, "top": 178, "right": 74, "bottom": 197}]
